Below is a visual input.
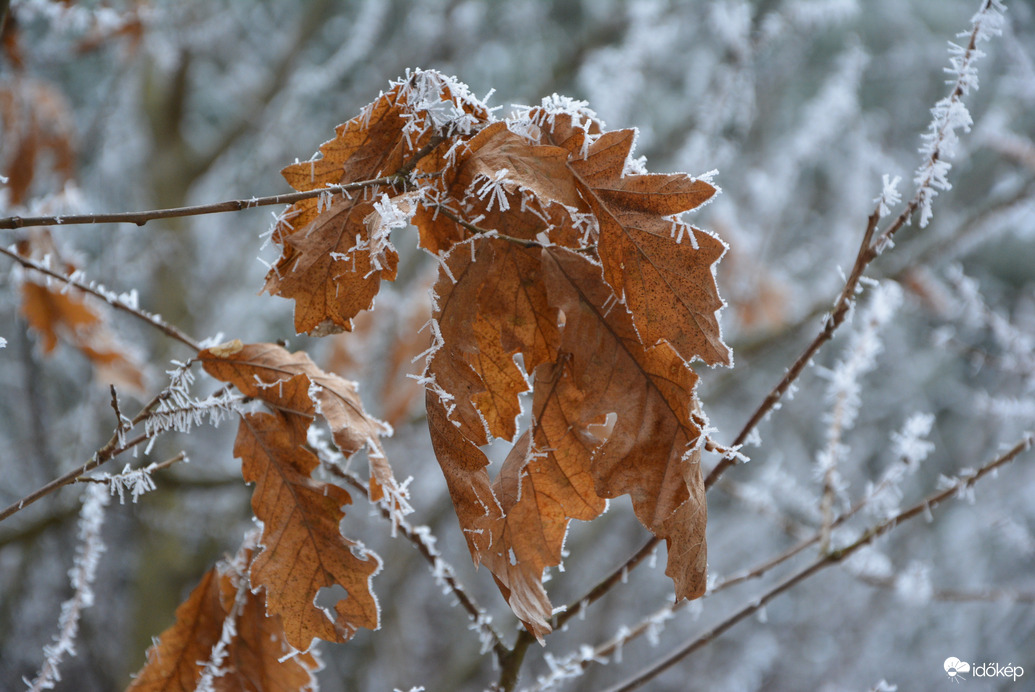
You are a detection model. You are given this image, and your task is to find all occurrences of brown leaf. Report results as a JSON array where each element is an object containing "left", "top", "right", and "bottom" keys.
[
  {"left": 21, "top": 280, "right": 100, "bottom": 354},
  {"left": 541, "top": 246, "right": 708, "bottom": 599},
  {"left": 19, "top": 236, "right": 146, "bottom": 394},
  {"left": 413, "top": 122, "right": 582, "bottom": 256},
  {"left": 425, "top": 235, "right": 708, "bottom": 631},
  {"left": 535, "top": 112, "right": 731, "bottom": 367},
  {"left": 129, "top": 562, "right": 319, "bottom": 692},
  {"left": 0, "top": 79, "right": 76, "bottom": 205},
  {"left": 214, "top": 579, "right": 320, "bottom": 692},
  {"left": 266, "top": 72, "right": 491, "bottom": 334},
  {"left": 235, "top": 411, "right": 380, "bottom": 651},
  {"left": 198, "top": 341, "right": 396, "bottom": 501},
  {"left": 128, "top": 568, "right": 226, "bottom": 692}
]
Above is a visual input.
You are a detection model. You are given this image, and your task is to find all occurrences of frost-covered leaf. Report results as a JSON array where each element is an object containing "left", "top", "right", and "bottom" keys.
[
  {"left": 413, "top": 121, "right": 581, "bottom": 255},
  {"left": 266, "top": 71, "right": 491, "bottom": 334},
  {"left": 198, "top": 341, "right": 397, "bottom": 503},
  {"left": 234, "top": 410, "right": 380, "bottom": 651},
  {"left": 541, "top": 247, "right": 708, "bottom": 599},
  {"left": 532, "top": 110, "right": 730, "bottom": 366},
  {"left": 425, "top": 239, "right": 708, "bottom": 635},
  {"left": 129, "top": 564, "right": 319, "bottom": 692}
]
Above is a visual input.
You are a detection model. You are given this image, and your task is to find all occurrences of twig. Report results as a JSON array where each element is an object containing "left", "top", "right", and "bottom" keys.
[
  {"left": 0, "top": 385, "right": 174, "bottom": 523},
  {"left": 704, "top": 209, "right": 883, "bottom": 489},
  {"left": 1, "top": 246, "right": 202, "bottom": 351},
  {"left": 602, "top": 433, "right": 1033, "bottom": 692},
  {"left": 73, "top": 451, "right": 188, "bottom": 485},
  {"left": 321, "top": 461, "right": 508, "bottom": 661},
  {"left": 432, "top": 205, "right": 544, "bottom": 249},
  {"left": 0, "top": 176, "right": 400, "bottom": 230},
  {"left": 552, "top": 538, "right": 660, "bottom": 632},
  {"left": 855, "top": 574, "right": 1035, "bottom": 604},
  {"left": 706, "top": 0, "right": 1002, "bottom": 489}
]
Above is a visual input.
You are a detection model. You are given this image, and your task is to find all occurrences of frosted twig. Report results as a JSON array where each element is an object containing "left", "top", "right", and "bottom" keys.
[
  {"left": 1, "top": 246, "right": 202, "bottom": 351},
  {"left": 0, "top": 175, "right": 401, "bottom": 229},
  {"left": 75, "top": 452, "right": 188, "bottom": 503},
  {"left": 909, "top": 0, "right": 1005, "bottom": 229},
  {"left": 318, "top": 458, "right": 508, "bottom": 661},
  {"left": 24, "top": 484, "right": 109, "bottom": 692},
  {"left": 601, "top": 433, "right": 1033, "bottom": 692},
  {"left": 816, "top": 281, "right": 902, "bottom": 551},
  {"left": 705, "top": 0, "right": 1005, "bottom": 491},
  {"left": 0, "top": 367, "right": 237, "bottom": 522}
]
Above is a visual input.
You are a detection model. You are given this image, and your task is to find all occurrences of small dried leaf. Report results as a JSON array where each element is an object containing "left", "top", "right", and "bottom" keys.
[
  {"left": 129, "top": 563, "right": 319, "bottom": 692},
  {"left": 199, "top": 342, "right": 395, "bottom": 499},
  {"left": 235, "top": 411, "right": 381, "bottom": 651},
  {"left": 128, "top": 568, "right": 225, "bottom": 692},
  {"left": 21, "top": 276, "right": 146, "bottom": 394}
]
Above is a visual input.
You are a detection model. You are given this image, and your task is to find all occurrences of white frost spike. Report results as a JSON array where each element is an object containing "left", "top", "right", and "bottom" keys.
[
  {"left": 912, "top": 0, "right": 1004, "bottom": 228},
  {"left": 102, "top": 463, "right": 158, "bottom": 504},
  {"left": 874, "top": 174, "right": 902, "bottom": 218},
  {"left": 890, "top": 412, "right": 935, "bottom": 468},
  {"left": 474, "top": 169, "right": 512, "bottom": 212},
  {"left": 25, "top": 484, "right": 109, "bottom": 692}
]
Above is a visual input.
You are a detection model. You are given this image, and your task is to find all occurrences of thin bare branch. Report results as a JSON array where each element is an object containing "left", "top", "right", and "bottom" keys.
[
  {"left": 0, "top": 379, "right": 196, "bottom": 522},
  {"left": 321, "top": 460, "right": 508, "bottom": 662},
  {"left": 603, "top": 434, "right": 1033, "bottom": 692},
  {"left": 2, "top": 246, "right": 202, "bottom": 351},
  {"left": 0, "top": 175, "right": 400, "bottom": 230}
]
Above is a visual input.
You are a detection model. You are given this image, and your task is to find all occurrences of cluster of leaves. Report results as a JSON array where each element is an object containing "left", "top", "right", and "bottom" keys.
[{"left": 129, "top": 68, "right": 731, "bottom": 684}]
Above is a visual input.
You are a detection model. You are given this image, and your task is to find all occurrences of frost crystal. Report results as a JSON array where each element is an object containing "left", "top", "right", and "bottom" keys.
[
  {"left": 890, "top": 413, "right": 935, "bottom": 468},
  {"left": 874, "top": 174, "right": 902, "bottom": 219},
  {"left": 144, "top": 361, "right": 243, "bottom": 439},
  {"left": 913, "top": 0, "right": 1004, "bottom": 227},
  {"left": 100, "top": 462, "right": 165, "bottom": 504},
  {"left": 25, "top": 484, "right": 109, "bottom": 691}
]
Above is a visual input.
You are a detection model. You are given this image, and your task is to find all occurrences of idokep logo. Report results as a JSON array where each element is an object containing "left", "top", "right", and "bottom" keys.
[
  {"left": 944, "top": 656, "right": 1025, "bottom": 683},
  {"left": 944, "top": 657, "right": 970, "bottom": 682}
]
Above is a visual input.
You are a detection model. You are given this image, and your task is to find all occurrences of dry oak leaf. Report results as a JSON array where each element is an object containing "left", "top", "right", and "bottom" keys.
[
  {"left": 198, "top": 340, "right": 397, "bottom": 503},
  {"left": 428, "top": 357, "right": 608, "bottom": 639},
  {"left": 424, "top": 238, "right": 561, "bottom": 445},
  {"left": 409, "top": 121, "right": 583, "bottom": 253},
  {"left": 425, "top": 240, "right": 707, "bottom": 635},
  {"left": 0, "top": 78, "right": 77, "bottom": 205},
  {"left": 128, "top": 567, "right": 225, "bottom": 692},
  {"left": 21, "top": 279, "right": 146, "bottom": 394},
  {"left": 235, "top": 410, "right": 381, "bottom": 651},
  {"left": 541, "top": 246, "right": 707, "bottom": 600},
  {"left": 128, "top": 564, "right": 319, "bottom": 692},
  {"left": 266, "top": 71, "right": 490, "bottom": 335},
  {"left": 533, "top": 111, "right": 730, "bottom": 367},
  {"left": 216, "top": 574, "right": 321, "bottom": 692},
  {"left": 413, "top": 121, "right": 582, "bottom": 256}
]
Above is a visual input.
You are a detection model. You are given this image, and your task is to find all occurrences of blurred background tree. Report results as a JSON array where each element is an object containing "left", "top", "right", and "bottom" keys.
[{"left": 1, "top": 0, "right": 1033, "bottom": 689}]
